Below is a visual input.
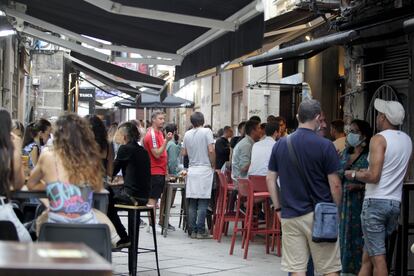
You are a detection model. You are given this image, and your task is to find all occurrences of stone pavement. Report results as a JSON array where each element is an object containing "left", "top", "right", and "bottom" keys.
[{"left": 112, "top": 194, "right": 285, "bottom": 276}]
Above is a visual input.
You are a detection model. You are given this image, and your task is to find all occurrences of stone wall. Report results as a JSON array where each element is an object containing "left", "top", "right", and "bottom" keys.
[
  {"left": 246, "top": 64, "right": 281, "bottom": 121},
  {"left": 31, "top": 51, "right": 64, "bottom": 119}
]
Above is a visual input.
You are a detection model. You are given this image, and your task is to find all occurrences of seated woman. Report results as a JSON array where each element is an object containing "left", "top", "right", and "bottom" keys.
[
  {"left": 27, "top": 113, "right": 103, "bottom": 224},
  {"left": 86, "top": 115, "right": 114, "bottom": 183},
  {"left": 0, "top": 108, "right": 31, "bottom": 241},
  {"left": 22, "top": 118, "right": 52, "bottom": 170}
]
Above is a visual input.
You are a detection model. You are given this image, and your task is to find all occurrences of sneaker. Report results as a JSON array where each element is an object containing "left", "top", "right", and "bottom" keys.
[
  {"left": 155, "top": 224, "right": 163, "bottom": 234},
  {"left": 197, "top": 232, "right": 213, "bottom": 239},
  {"left": 158, "top": 223, "right": 176, "bottom": 231},
  {"left": 167, "top": 223, "right": 176, "bottom": 231},
  {"left": 116, "top": 238, "right": 131, "bottom": 248},
  {"left": 140, "top": 219, "right": 147, "bottom": 228},
  {"left": 190, "top": 232, "right": 197, "bottom": 239},
  {"left": 146, "top": 224, "right": 163, "bottom": 234}
]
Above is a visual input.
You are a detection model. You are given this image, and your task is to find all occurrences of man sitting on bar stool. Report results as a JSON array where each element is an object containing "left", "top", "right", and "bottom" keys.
[
  {"left": 345, "top": 99, "right": 412, "bottom": 276},
  {"left": 107, "top": 122, "right": 151, "bottom": 249}
]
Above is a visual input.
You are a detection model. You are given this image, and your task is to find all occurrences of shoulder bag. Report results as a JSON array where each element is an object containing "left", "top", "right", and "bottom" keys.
[{"left": 286, "top": 134, "right": 338, "bottom": 243}]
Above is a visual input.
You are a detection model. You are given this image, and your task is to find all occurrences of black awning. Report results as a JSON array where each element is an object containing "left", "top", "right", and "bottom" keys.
[
  {"left": 250, "top": 49, "right": 324, "bottom": 67},
  {"left": 70, "top": 52, "right": 165, "bottom": 90},
  {"left": 18, "top": 0, "right": 251, "bottom": 53},
  {"left": 174, "top": 14, "right": 264, "bottom": 80},
  {"left": 265, "top": 9, "right": 317, "bottom": 33},
  {"left": 115, "top": 93, "right": 194, "bottom": 109},
  {"left": 71, "top": 62, "right": 141, "bottom": 98},
  {"left": 13, "top": 0, "right": 264, "bottom": 80},
  {"left": 243, "top": 30, "right": 359, "bottom": 66}
]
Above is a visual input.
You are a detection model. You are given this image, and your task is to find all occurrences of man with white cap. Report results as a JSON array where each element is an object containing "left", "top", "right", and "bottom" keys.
[{"left": 345, "top": 99, "right": 412, "bottom": 276}]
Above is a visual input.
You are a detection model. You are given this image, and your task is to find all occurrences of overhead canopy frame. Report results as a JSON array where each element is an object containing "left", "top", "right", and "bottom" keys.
[{"left": 3, "top": 0, "right": 264, "bottom": 79}]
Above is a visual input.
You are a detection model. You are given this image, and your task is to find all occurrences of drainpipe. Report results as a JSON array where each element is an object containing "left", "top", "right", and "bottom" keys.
[
  {"left": 24, "top": 75, "right": 31, "bottom": 124},
  {"left": 264, "top": 65, "right": 270, "bottom": 117}
]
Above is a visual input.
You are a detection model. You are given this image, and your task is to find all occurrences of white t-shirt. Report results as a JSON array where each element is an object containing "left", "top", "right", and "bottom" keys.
[
  {"left": 183, "top": 127, "right": 214, "bottom": 167},
  {"left": 248, "top": 136, "right": 276, "bottom": 176},
  {"left": 365, "top": 129, "right": 412, "bottom": 202}
]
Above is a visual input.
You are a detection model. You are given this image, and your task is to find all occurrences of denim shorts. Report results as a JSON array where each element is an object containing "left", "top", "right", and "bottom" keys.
[{"left": 361, "top": 198, "right": 400, "bottom": 256}]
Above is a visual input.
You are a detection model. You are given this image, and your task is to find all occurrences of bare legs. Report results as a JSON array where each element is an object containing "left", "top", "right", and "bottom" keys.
[{"left": 358, "top": 250, "right": 387, "bottom": 276}]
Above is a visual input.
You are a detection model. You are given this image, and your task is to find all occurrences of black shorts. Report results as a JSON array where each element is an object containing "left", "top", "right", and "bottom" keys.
[{"left": 149, "top": 175, "right": 166, "bottom": 199}]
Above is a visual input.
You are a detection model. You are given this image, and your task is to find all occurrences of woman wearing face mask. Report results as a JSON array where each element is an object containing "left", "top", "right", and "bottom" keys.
[
  {"left": 22, "top": 119, "right": 52, "bottom": 169},
  {"left": 338, "top": 119, "right": 372, "bottom": 275}
]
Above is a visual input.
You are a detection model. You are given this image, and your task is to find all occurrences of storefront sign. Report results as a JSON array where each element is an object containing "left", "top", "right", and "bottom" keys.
[{"left": 79, "top": 88, "right": 95, "bottom": 114}]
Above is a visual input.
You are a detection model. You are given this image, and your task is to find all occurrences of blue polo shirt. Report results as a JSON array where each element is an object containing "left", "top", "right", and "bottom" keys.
[{"left": 268, "top": 128, "right": 340, "bottom": 219}]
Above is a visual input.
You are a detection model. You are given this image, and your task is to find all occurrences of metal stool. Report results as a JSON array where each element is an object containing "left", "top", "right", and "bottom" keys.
[
  {"left": 114, "top": 204, "right": 160, "bottom": 276},
  {"left": 161, "top": 181, "right": 186, "bottom": 237}
]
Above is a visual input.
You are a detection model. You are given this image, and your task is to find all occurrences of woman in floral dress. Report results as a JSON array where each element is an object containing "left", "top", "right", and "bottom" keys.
[{"left": 339, "top": 119, "right": 372, "bottom": 275}]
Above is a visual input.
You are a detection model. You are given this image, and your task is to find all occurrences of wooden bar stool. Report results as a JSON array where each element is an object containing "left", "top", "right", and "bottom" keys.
[{"left": 114, "top": 204, "right": 160, "bottom": 276}]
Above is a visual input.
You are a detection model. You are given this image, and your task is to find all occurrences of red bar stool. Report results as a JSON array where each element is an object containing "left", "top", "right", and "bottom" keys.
[
  {"left": 249, "top": 175, "right": 281, "bottom": 257},
  {"left": 214, "top": 170, "right": 241, "bottom": 242},
  {"left": 230, "top": 176, "right": 280, "bottom": 259},
  {"left": 270, "top": 210, "right": 282, "bottom": 257}
]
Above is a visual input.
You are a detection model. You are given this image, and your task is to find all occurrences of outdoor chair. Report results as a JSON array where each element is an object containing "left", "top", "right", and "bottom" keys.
[
  {"left": 0, "top": 221, "right": 18, "bottom": 241},
  {"left": 38, "top": 223, "right": 112, "bottom": 262},
  {"left": 21, "top": 202, "right": 40, "bottom": 223}
]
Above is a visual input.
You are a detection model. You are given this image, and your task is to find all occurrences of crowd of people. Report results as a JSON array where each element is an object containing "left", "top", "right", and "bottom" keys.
[
  {"left": 266, "top": 99, "right": 411, "bottom": 276},
  {"left": 0, "top": 96, "right": 411, "bottom": 276}
]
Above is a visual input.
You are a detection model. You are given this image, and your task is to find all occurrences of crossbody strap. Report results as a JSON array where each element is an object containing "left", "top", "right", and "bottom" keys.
[{"left": 286, "top": 134, "right": 316, "bottom": 206}]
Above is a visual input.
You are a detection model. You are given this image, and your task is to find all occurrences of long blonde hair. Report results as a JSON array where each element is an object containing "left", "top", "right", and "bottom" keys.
[{"left": 53, "top": 113, "right": 103, "bottom": 191}]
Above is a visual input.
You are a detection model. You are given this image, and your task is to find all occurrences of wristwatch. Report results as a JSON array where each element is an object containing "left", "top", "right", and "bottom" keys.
[{"left": 351, "top": 170, "right": 357, "bottom": 181}]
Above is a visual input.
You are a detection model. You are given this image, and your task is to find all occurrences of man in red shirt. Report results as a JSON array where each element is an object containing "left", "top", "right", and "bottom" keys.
[{"left": 143, "top": 110, "right": 173, "bottom": 231}]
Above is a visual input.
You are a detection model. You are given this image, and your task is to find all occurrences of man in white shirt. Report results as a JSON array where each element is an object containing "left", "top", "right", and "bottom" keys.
[
  {"left": 345, "top": 99, "right": 412, "bottom": 276},
  {"left": 248, "top": 122, "right": 280, "bottom": 176},
  {"left": 182, "top": 112, "right": 215, "bottom": 239}
]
